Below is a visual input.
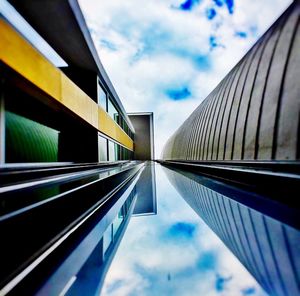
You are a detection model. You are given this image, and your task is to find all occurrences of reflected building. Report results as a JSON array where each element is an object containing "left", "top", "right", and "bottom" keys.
[
  {"left": 133, "top": 161, "right": 157, "bottom": 216},
  {"left": 163, "top": 166, "right": 300, "bottom": 296},
  {"left": 33, "top": 163, "right": 157, "bottom": 296}
]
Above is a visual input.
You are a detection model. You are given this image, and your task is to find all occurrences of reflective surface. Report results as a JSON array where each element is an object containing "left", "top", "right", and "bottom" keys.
[
  {"left": 0, "top": 162, "right": 138, "bottom": 217},
  {"left": 101, "top": 163, "right": 300, "bottom": 296},
  {"left": 32, "top": 162, "right": 300, "bottom": 295}
]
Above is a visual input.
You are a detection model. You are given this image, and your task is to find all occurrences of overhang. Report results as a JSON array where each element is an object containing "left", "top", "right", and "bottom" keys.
[{"left": 7, "top": 0, "right": 135, "bottom": 133}]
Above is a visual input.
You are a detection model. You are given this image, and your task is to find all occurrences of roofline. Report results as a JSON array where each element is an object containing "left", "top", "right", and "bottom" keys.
[
  {"left": 127, "top": 112, "right": 154, "bottom": 116},
  {"left": 68, "top": 0, "right": 135, "bottom": 133},
  {"left": 6, "top": 0, "right": 135, "bottom": 133}
]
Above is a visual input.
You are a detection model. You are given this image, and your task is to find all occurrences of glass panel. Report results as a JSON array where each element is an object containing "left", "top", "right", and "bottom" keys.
[
  {"left": 112, "top": 210, "right": 124, "bottom": 237},
  {"left": 123, "top": 121, "right": 127, "bottom": 134},
  {"left": 115, "top": 143, "right": 119, "bottom": 161},
  {"left": 98, "top": 83, "right": 107, "bottom": 111},
  {"left": 98, "top": 135, "right": 107, "bottom": 161},
  {"left": 102, "top": 225, "right": 113, "bottom": 257},
  {"left": 108, "top": 141, "right": 115, "bottom": 161},
  {"left": 107, "top": 98, "right": 118, "bottom": 122},
  {"left": 121, "top": 117, "right": 125, "bottom": 130}
]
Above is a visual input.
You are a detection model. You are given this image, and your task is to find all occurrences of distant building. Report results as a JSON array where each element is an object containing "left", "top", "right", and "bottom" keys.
[{"left": 128, "top": 113, "right": 155, "bottom": 161}]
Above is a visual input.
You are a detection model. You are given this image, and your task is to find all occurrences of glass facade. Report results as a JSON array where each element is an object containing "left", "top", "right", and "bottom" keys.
[
  {"left": 108, "top": 141, "right": 116, "bottom": 161},
  {"left": 98, "top": 135, "right": 108, "bottom": 161},
  {"left": 97, "top": 83, "right": 107, "bottom": 111},
  {"left": 103, "top": 224, "right": 113, "bottom": 257},
  {"left": 99, "top": 134, "right": 133, "bottom": 162},
  {"left": 97, "top": 82, "right": 134, "bottom": 140},
  {"left": 112, "top": 210, "right": 124, "bottom": 236},
  {"left": 107, "top": 98, "right": 118, "bottom": 122}
]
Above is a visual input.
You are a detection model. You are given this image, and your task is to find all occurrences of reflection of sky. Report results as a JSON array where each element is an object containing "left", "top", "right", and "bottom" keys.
[{"left": 101, "top": 164, "right": 267, "bottom": 296}]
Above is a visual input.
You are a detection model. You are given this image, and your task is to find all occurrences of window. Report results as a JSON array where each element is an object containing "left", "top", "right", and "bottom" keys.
[
  {"left": 124, "top": 121, "right": 129, "bottom": 135},
  {"left": 97, "top": 83, "right": 107, "bottom": 111},
  {"left": 107, "top": 98, "right": 118, "bottom": 122},
  {"left": 112, "top": 211, "right": 123, "bottom": 236},
  {"left": 108, "top": 141, "right": 116, "bottom": 161},
  {"left": 103, "top": 225, "right": 113, "bottom": 257},
  {"left": 98, "top": 135, "right": 108, "bottom": 161}
]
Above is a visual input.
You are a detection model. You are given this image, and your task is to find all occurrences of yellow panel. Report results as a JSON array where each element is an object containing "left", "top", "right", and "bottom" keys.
[
  {"left": 60, "top": 75, "right": 98, "bottom": 129},
  {"left": 0, "top": 20, "right": 61, "bottom": 101},
  {"left": 99, "top": 107, "right": 134, "bottom": 150},
  {"left": 0, "top": 20, "right": 133, "bottom": 151}
]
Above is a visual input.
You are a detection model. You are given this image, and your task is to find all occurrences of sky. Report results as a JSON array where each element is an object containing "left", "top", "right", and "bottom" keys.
[
  {"left": 100, "top": 164, "right": 268, "bottom": 296},
  {"left": 79, "top": 0, "right": 292, "bottom": 158}
]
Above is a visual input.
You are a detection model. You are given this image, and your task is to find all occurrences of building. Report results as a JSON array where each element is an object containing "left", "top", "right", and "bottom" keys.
[
  {"left": 0, "top": 0, "right": 155, "bottom": 165},
  {"left": 128, "top": 112, "right": 155, "bottom": 161},
  {"left": 161, "top": 1, "right": 299, "bottom": 165},
  {"left": 159, "top": 2, "right": 300, "bottom": 295},
  {"left": 1, "top": 0, "right": 299, "bottom": 294},
  {"left": 161, "top": 0, "right": 300, "bottom": 199},
  {"left": 0, "top": 0, "right": 155, "bottom": 294}
]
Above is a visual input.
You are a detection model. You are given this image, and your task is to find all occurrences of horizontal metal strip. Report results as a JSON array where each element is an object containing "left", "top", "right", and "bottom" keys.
[
  {"left": 0, "top": 164, "right": 144, "bottom": 295},
  {"left": 160, "top": 159, "right": 300, "bottom": 174},
  {"left": 158, "top": 160, "right": 300, "bottom": 208},
  {"left": 0, "top": 161, "right": 131, "bottom": 186},
  {"left": 0, "top": 162, "right": 141, "bottom": 220}
]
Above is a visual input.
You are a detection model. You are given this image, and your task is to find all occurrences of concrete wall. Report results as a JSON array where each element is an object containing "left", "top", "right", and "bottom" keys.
[
  {"left": 162, "top": 2, "right": 300, "bottom": 162},
  {"left": 129, "top": 113, "right": 154, "bottom": 160}
]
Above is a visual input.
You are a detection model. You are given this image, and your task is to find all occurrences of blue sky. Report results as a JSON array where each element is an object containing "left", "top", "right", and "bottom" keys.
[{"left": 79, "top": 0, "right": 292, "bottom": 157}]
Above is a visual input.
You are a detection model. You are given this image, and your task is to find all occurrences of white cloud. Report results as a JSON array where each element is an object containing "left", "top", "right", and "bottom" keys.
[{"left": 79, "top": 0, "right": 292, "bottom": 158}]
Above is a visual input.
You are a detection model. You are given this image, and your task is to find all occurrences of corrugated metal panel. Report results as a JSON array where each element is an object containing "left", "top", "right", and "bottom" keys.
[{"left": 162, "top": 2, "right": 300, "bottom": 162}]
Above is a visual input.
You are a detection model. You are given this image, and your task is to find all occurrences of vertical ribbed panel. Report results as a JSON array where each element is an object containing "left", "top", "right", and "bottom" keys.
[{"left": 162, "top": 2, "right": 300, "bottom": 162}]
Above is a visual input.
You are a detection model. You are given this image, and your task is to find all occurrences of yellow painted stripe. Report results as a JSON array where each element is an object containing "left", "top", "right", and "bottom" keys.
[
  {"left": 99, "top": 108, "right": 133, "bottom": 150},
  {"left": 0, "top": 19, "right": 133, "bottom": 150},
  {"left": 60, "top": 75, "right": 99, "bottom": 129},
  {"left": 0, "top": 20, "right": 61, "bottom": 101}
]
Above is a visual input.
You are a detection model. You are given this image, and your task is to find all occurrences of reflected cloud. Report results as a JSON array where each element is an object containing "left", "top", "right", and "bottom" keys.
[
  {"left": 162, "top": 165, "right": 300, "bottom": 296},
  {"left": 102, "top": 164, "right": 267, "bottom": 296},
  {"left": 167, "top": 221, "right": 197, "bottom": 239},
  {"left": 215, "top": 274, "right": 232, "bottom": 292}
]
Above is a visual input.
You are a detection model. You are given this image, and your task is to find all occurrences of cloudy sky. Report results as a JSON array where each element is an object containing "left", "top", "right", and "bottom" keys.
[{"left": 79, "top": 0, "right": 292, "bottom": 157}]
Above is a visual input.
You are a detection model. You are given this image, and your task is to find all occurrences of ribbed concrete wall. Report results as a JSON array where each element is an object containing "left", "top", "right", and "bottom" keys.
[
  {"left": 164, "top": 167, "right": 300, "bottom": 296},
  {"left": 162, "top": 2, "right": 300, "bottom": 161}
]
